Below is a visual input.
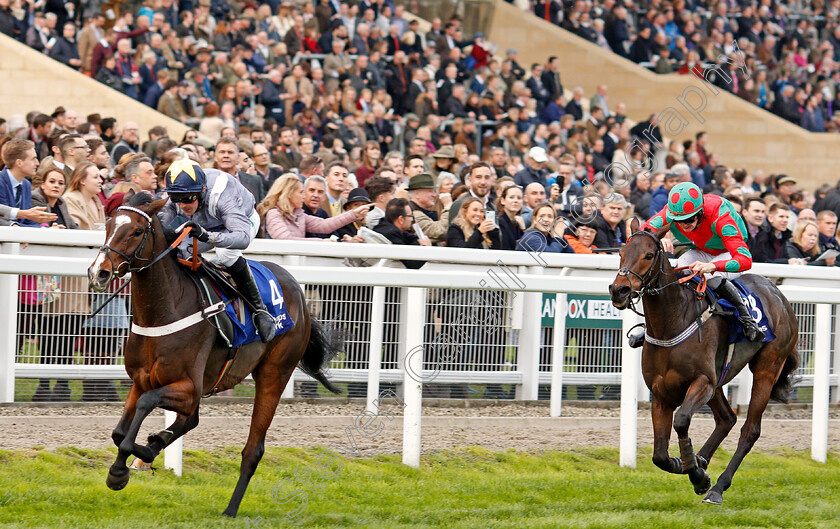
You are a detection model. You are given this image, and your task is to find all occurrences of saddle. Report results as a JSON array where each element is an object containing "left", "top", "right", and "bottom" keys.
[
  {"left": 685, "top": 276, "right": 776, "bottom": 346},
  {"left": 175, "top": 250, "right": 295, "bottom": 349}
]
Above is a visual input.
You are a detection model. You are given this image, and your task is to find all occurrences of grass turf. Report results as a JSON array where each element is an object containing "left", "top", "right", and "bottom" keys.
[{"left": 0, "top": 446, "right": 837, "bottom": 529}]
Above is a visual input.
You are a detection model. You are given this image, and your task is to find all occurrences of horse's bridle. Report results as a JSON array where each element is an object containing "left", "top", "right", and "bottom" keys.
[
  {"left": 99, "top": 206, "right": 156, "bottom": 280},
  {"left": 617, "top": 230, "right": 667, "bottom": 298}
]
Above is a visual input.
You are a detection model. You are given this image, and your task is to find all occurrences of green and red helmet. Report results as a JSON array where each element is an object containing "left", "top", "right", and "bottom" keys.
[{"left": 666, "top": 182, "right": 704, "bottom": 221}]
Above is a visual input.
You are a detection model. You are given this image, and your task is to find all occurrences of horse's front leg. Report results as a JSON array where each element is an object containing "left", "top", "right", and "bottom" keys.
[
  {"left": 143, "top": 405, "right": 201, "bottom": 458},
  {"left": 106, "top": 379, "right": 197, "bottom": 491},
  {"left": 111, "top": 381, "right": 141, "bottom": 447},
  {"left": 674, "top": 377, "right": 715, "bottom": 495},
  {"left": 650, "top": 396, "right": 682, "bottom": 474}
]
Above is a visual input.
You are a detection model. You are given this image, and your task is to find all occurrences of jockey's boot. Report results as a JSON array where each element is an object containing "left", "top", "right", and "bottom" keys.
[
  {"left": 228, "top": 257, "right": 276, "bottom": 343},
  {"left": 713, "top": 279, "right": 765, "bottom": 342}
]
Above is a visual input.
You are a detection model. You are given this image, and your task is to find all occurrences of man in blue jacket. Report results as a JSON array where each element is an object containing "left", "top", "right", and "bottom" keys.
[
  {"left": 0, "top": 139, "right": 41, "bottom": 227},
  {"left": 647, "top": 168, "right": 681, "bottom": 220}
]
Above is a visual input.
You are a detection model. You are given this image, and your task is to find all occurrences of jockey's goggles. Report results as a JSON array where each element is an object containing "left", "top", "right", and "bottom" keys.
[
  {"left": 674, "top": 212, "right": 701, "bottom": 225},
  {"left": 170, "top": 193, "right": 201, "bottom": 204}
]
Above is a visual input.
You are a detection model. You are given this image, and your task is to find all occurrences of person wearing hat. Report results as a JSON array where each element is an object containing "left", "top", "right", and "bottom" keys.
[
  {"left": 506, "top": 48, "right": 525, "bottom": 79},
  {"left": 158, "top": 155, "right": 277, "bottom": 342},
  {"left": 408, "top": 173, "right": 451, "bottom": 246},
  {"left": 774, "top": 174, "right": 797, "bottom": 204},
  {"left": 335, "top": 188, "right": 372, "bottom": 242},
  {"left": 513, "top": 147, "right": 550, "bottom": 194},
  {"left": 429, "top": 145, "right": 457, "bottom": 181}
]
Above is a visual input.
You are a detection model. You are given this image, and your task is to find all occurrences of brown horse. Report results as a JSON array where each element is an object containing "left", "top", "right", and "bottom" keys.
[
  {"left": 87, "top": 193, "right": 341, "bottom": 518},
  {"left": 608, "top": 220, "right": 799, "bottom": 505}
]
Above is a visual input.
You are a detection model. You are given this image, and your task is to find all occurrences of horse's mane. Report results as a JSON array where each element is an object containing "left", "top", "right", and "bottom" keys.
[
  {"left": 124, "top": 191, "right": 178, "bottom": 244},
  {"left": 127, "top": 191, "right": 155, "bottom": 207}
]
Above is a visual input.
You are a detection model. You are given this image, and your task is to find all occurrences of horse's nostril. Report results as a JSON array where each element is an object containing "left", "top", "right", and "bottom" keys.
[
  {"left": 619, "top": 286, "right": 630, "bottom": 295},
  {"left": 98, "top": 270, "right": 111, "bottom": 282}
]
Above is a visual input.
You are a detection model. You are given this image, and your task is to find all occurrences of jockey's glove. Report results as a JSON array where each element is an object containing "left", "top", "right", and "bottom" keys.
[{"left": 183, "top": 220, "right": 212, "bottom": 243}]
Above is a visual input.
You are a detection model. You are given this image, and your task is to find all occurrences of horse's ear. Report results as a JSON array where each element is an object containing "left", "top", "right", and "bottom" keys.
[
  {"left": 629, "top": 217, "right": 641, "bottom": 234},
  {"left": 655, "top": 222, "right": 671, "bottom": 240},
  {"left": 122, "top": 189, "right": 136, "bottom": 204},
  {"left": 146, "top": 197, "right": 169, "bottom": 215}
]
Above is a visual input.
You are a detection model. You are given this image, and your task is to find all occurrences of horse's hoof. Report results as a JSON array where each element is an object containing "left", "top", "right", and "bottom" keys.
[
  {"left": 702, "top": 490, "right": 723, "bottom": 505},
  {"left": 693, "top": 470, "right": 712, "bottom": 495},
  {"left": 106, "top": 469, "right": 130, "bottom": 491},
  {"left": 697, "top": 455, "right": 709, "bottom": 470}
]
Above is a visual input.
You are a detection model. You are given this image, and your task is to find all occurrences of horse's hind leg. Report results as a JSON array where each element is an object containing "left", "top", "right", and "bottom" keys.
[
  {"left": 223, "top": 359, "right": 294, "bottom": 518},
  {"left": 673, "top": 377, "right": 715, "bottom": 495},
  {"left": 704, "top": 360, "right": 780, "bottom": 505},
  {"left": 696, "top": 386, "right": 738, "bottom": 469}
]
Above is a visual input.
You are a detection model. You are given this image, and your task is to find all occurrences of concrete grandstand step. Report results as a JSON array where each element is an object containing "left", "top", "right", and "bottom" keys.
[{"left": 0, "top": 32, "right": 193, "bottom": 141}]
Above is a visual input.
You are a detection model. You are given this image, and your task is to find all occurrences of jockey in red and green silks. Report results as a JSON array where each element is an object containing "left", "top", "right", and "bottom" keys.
[{"left": 638, "top": 182, "right": 764, "bottom": 343}]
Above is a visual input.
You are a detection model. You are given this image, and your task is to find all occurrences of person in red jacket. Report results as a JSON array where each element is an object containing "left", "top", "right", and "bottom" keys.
[{"left": 632, "top": 182, "right": 765, "bottom": 346}]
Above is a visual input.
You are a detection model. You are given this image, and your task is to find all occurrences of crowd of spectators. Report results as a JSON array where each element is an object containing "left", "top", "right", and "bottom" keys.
[
  {"left": 517, "top": 0, "right": 840, "bottom": 132},
  {"left": 3, "top": 97, "right": 838, "bottom": 267}
]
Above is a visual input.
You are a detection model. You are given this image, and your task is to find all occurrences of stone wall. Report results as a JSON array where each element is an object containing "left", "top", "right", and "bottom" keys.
[{"left": 0, "top": 33, "right": 192, "bottom": 142}]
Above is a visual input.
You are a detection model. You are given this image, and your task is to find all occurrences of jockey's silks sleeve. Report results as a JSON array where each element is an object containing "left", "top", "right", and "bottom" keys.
[
  {"left": 641, "top": 194, "right": 753, "bottom": 273},
  {"left": 158, "top": 169, "right": 256, "bottom": 250}
]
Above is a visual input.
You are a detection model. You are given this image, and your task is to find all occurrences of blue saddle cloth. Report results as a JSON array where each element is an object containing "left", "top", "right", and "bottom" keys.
[
  {"left": 216, "top": 260, "right": 295, "bottom": 347},
  {"left": 693, "top": 278, "right": 775, "bottom": 344}
]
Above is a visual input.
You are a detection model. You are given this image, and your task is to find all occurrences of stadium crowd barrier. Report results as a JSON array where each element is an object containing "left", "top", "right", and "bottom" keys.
[{"left": 0, "top": 227, "right": 836, "bottom": 469}]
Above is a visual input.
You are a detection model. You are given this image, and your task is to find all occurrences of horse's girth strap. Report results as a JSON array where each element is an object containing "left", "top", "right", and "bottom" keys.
[
  {"left": 131, "top": 301, "right": 226, "bottom": 337},
  {"left": 644, "top": 306, "right": 713, "bottom": 347}
]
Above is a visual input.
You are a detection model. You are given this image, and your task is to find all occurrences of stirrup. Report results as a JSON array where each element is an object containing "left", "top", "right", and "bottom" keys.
[
  {"left": 742, "top": 319, "right": 765, "bottom": 342},
  {"left": 252, "top": 309, "right": 276, "bottom": 342},
  {"left": 627, "top": 325, "right": 645, "bottom": 348}
]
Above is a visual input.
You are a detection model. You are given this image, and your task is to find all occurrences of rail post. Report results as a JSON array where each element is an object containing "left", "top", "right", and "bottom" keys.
[
  {"left": 812, "top": 303, "right": 831, "bottom": 463},
  {"left": 164, "top": 410, "right": 183, "bottom": 476},
  {"left": 619, "top": 308, "right": 641, "bottom": 468},
  {"left": 516, "top": 266, "right": 541, "bottom": 401},
  {"left": 402, "top": 287, "right": 425, "bottom": 468},
  {"left": 0, "top": 242, "right": 20, "bottom": 403},
  {"left": 550, "top": 291, "right": 567, "bottom": 417},
  {"left": 366, "top": 286, "right": 386, "bottom": 414}
]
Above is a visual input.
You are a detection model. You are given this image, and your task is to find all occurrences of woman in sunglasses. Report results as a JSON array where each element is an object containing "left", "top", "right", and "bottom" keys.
[{"left": 637, "top": 182, "right": 764, "bottom": 346}]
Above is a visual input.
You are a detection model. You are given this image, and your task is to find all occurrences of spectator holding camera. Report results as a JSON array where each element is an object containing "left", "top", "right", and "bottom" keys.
[{"left": 446, "top": 196, "right": 502, "bottom": 249}]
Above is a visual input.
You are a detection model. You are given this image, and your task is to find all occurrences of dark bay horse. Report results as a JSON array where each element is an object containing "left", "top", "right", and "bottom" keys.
[
  {"left": 608, "top": 220, "right": 799, "bottom": 505},
  {"left": 87, "top": 194, "right": 341, "bottom": 518}
]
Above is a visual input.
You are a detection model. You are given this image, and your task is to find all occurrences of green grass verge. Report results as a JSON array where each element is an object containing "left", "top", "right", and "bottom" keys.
[{"left": 0, "top": 447, "right": 838, "bottom": 528}]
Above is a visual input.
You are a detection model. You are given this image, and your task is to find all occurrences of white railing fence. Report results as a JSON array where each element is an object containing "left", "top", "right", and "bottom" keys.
[{"left": 0, "top": 228, "right": 837, "bottom": 470}]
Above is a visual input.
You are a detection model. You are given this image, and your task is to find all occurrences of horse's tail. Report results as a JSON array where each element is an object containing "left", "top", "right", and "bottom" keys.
[
  {"left": 299, "top": 316, "right": 343, "bottom": 394},
  {"left": 770, "top": 347, "right": 800, "bottom": 403}
]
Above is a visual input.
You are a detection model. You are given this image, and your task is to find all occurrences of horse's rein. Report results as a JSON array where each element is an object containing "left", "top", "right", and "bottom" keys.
[
  {"left": 88, "top": 213, "right": 194, "bottom": 320},
  {"left": 619, "top": 231, "right": 705, "bottom": 301}
]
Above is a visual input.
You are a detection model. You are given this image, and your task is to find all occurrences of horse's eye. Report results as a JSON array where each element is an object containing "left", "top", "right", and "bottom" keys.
[
  {"left": 133, "top": 229, "right": 143, "bottom": 237},
  {"left": 645, "top": 253, "right": 654, "bottom": 260}
]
